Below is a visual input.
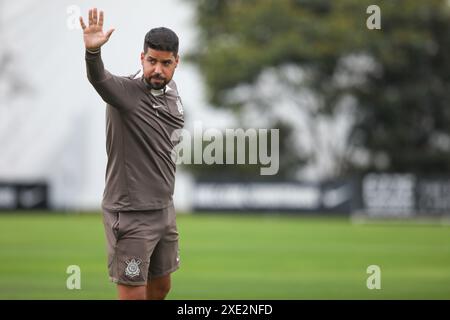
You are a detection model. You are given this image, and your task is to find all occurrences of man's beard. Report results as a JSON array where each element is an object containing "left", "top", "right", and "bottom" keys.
[{"left": 147, "top": 75, "right": 168, "bottom": 90}]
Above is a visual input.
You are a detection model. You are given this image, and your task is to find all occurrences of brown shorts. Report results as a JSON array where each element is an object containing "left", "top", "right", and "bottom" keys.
[{"left": 102, "top": 204, "right": 180, "bottom": 286}]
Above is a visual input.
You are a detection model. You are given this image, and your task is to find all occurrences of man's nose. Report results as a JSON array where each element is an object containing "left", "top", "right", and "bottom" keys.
[{"left": 154, "top": 63, "right": 163, "bottom": 74}]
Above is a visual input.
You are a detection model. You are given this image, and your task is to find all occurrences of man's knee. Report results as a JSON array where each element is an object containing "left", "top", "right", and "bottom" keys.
[
  {"left": 147, "top": 275, "right": 171, "bottom": 300},
  {"left": 117, "top": 284, "right": 147, "bottom": 300},
  {"left": 154, "top": 282, "right": 171, "bottom": 298}
]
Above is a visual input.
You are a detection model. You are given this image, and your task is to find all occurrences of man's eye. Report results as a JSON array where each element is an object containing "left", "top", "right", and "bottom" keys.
[
  {"left": 164, "top": 61, "right": 172, "bottom": 66},
  {"left": 148, "top": 60, "right": 156, "bottom": 65}
]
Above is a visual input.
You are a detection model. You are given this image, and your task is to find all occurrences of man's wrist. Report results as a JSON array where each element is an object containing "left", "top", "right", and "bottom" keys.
[{"left": 86, "top": 47, "right": 101, "bottom": 54}]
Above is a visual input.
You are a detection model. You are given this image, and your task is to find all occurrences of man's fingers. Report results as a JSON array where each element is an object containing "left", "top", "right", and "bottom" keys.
[
  {"left": 88, "top": 9, "right": 93, "bottom": 26},
  {"left": 79, "top": 17, "right": 87, "bottom": 30},
  {"left": 105, "top": 28, "right": 115, "bottom": 40},
  {"left": 93, "top": 8, "right": 98, "bottom": 25},
  {"left": 99, "top": 11, "right": 104, "bottom": 28}
]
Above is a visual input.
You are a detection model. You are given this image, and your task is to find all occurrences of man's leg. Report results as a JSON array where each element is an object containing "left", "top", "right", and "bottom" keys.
[
  {"left": 117, "top": 284, "right": 147, "bottom": 300},
  {"left": 146, "top": 274, "right": 171, "bottom": 300},
  {"left": 146, "top": 204, "right": 179, "bottom": 300}
]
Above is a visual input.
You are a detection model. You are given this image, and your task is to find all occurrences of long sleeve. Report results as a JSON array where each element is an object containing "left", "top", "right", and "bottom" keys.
[{"left": 85, "top": 49, "right": 133, "bottom": 111}]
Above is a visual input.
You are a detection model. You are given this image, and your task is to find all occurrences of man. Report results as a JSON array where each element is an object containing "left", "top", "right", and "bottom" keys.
[{"left": 79, "top": 8, "right": 184, "bottom": 300}]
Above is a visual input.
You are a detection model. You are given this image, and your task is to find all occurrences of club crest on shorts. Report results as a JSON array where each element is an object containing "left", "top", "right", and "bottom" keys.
[{"left": 125, "top": 258, "right": 141, "bottom": 278}]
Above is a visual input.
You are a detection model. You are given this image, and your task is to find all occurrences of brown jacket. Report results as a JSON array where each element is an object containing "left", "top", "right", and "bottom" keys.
[{"left": 85, "top": 50, "right": 184, "bottom": 211}]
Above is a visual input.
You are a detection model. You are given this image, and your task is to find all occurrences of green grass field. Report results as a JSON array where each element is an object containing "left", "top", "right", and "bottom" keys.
[{"left": 0, "top": 212, "right": 449, "bottom": 299}]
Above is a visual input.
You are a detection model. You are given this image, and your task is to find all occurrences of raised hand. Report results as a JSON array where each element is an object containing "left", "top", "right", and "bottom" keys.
[{"left": 79, "top": 8, "right": 115, "bottom": 51}]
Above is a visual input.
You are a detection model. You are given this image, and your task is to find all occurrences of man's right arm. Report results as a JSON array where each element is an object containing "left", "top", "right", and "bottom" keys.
[
  {"left": 84, "top": 48, "right": 131, "bottom": 109},
  {"left": 85, "top": 47, "right": 108, "bottom": 83},
  {"left": 80, "top": 8, "right": 130, "bottom": 109}
]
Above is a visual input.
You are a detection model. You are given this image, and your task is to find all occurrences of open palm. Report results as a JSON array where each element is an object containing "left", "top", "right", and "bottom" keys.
[{"left": 79, "top": 8, "right": 114, "bottom": 50}]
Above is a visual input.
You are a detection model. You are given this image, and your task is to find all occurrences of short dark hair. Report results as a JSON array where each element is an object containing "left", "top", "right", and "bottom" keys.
[{"left": 144, "top": 27, "right": 179, "bottom": 56}]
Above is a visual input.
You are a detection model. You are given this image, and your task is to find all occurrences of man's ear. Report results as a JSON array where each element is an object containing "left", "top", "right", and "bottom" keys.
[
  {"left": 140, "top": 52, "right": 145, "bottom": 64},
  {"left": 175, "top": 54, "right": 180, "bottom": 67}
]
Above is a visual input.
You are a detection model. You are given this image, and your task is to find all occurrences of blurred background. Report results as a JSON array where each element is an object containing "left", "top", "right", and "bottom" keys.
[{"left": 0, "top": 0, "right": 449, "bottom": 299}]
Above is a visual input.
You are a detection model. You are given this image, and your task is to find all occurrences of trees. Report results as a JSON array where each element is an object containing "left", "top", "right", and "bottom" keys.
[{"left": 187, "top": 0, "right": 450, "bottom": 178}]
